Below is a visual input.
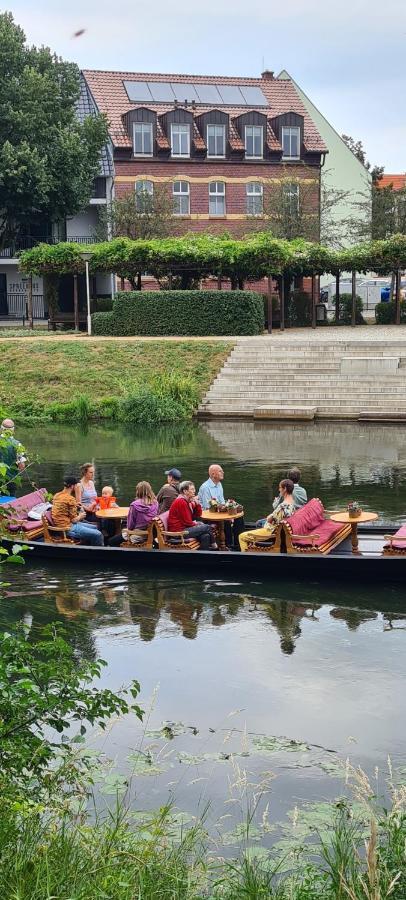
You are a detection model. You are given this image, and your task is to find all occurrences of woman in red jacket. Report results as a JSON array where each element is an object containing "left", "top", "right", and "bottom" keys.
[{"left": 168, "top": 481, "right": 216, "bottom": 550}]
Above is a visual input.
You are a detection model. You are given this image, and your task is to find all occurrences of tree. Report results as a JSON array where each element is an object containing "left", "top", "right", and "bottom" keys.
[
  {"left": 98, "top": 188, "right": 174, "bottom": 242},
  {"left": 341, "top": 134, "right": 384, "bottom": 185},
  {"left": 0, "top": 624, "right": 143, "bottom": 801},
  {"left": 247, "top": 165, "right": 358, "bottom": 249},
  {"left": 0, "top": 13, "right": 108, "bottom": 250}
]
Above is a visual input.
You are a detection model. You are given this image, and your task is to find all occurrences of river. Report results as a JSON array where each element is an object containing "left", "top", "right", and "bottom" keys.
[{"left": 5, "top": 419, "right": 406, "bottom": 847}]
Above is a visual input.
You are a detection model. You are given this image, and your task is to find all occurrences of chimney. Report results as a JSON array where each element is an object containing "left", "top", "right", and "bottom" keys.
[{"left": 261, "top": 70, "right": 274, "bottom": 80}]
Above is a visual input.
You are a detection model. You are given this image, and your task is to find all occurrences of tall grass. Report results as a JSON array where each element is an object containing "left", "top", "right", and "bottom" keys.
[{"left": 0, "top": 766, "right": 404, "bottom": 900}]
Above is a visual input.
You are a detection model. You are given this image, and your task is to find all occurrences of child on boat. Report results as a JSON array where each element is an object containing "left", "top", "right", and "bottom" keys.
[{"left": 97, "top": 486, "right": 118, "bottom": 510}]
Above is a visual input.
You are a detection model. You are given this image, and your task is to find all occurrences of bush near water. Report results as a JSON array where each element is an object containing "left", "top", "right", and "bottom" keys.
[{"left": 92, "top": 290, "right": 265, "bottom": 336}]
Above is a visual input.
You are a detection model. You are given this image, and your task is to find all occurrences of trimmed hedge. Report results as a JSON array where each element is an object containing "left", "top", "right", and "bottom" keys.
[
  {"left": 92, "top": 290, "right": 264, "bottom": 336},
  {"left": 375, "top": 300, "right": 406, "bottom": 324}
]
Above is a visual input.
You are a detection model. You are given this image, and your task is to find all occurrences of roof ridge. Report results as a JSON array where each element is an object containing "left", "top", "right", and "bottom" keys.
[{"left": 82, "top": 68, "right": 281, "bottom": 84}]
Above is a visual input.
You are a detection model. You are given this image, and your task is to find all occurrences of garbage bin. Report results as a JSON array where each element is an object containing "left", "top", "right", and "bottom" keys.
[{"left": 316, "top": 303, "right": 327, "bottom": 323}]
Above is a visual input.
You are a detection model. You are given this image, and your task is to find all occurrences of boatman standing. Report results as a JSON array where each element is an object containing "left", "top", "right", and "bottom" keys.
[{"left": 0, "top": 418, "right": 26, "bottom": 493}]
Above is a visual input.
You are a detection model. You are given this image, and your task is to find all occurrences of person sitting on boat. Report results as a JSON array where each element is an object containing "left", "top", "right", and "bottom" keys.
[
  {"left": 287, "top": 467, "right": 307, "bottom": 509},
  {"left": 169, "top": 481, "right": 216, "bottom": 551},
  {"left": 75, "top": 463, "right": 98, "bottom": 520},
  {"left": 156, "top": 467, "right": 182, "bottom": 514},
  {"left": 109, "top": 481, "right": 158, "bottom": 545},
  {"left": 256, "top": 467, "right": 307, "bottom": 527},
  {"left": 52, "top": 476, "right": 104, "bottom": 546},
  {"left": 239, "top": 479, "right": 295, "bottom": 552},
  {"left": 198, "top": 464, "right": 244, "bottom": 550},
  {"left": 0, "top": 417, "right": 27, "bottom": 494},
  {"left": 97, "top": 486, "right": 118, "bottom": 510}
]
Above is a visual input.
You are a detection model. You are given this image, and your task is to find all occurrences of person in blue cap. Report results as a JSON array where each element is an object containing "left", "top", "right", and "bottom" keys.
[{"left": 156, "top": 467, "right": 182, "bottom": 514}]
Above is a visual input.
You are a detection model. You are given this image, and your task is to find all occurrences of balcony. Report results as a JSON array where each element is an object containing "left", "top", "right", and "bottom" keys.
[{"left": 0, "top": 235, "right": 98, "bottom": 259}]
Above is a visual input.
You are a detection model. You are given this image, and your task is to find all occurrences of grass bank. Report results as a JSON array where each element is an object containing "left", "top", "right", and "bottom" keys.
[{"left": 0, "top": 339, "right": 232, "bottom": 424}]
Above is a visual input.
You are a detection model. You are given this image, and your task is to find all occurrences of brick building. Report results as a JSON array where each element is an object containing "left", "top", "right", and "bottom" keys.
[{"left": 82, "top": 68, "right": 327, "bottom": 237}]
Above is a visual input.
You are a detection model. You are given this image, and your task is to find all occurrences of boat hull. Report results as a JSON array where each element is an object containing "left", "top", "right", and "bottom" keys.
[{"left": 4, "top": 530, "right": 406, "bottom": 583}]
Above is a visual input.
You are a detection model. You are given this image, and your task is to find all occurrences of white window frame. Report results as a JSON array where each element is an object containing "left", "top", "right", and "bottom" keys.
[
  {"left": 209, "top": 181, "right": 226, "bottom": 216},
  {"left": 282, "top": 126, "right": 301, "bottom": 160},
  {"left": 133, "top": 122, "right": 153, "bottom": 157},
  {"left": 173, "top": 180, "right": 190, "bottom": 216},
  {"left": 245, "top": 125, "right": 263, "bottom": 159},
  {"left": 246, "top": 182, "right": 263, "bottom": 216},
  {"left": 171, "top": 123, "right": 190, "bottom": 157},
  {"left": 207, "top": 124, "right": 226, "bottom": 158},
  {"left": 135, "top": 179, "right": 154, "bottom": 212},
  {"left": 283, "top": 182, "right": 300, "bottom": 214}
]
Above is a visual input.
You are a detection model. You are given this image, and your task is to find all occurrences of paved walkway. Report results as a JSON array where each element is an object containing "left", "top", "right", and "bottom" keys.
[{"left": 0, "top": 325, "right": 405, "bottom": 343}]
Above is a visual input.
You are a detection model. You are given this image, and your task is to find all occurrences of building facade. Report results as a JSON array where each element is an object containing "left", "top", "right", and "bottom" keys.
[{"left": 82, "top": 68, "right": 327, "bottom": 237}]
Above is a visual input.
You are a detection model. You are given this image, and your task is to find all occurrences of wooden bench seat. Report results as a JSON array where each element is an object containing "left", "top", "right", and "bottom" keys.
[
  {"left": 153, "top": 511, "right": 200, "bottom": 550},
  {"left": 283, "top": 499, "right": 351, "bottom": 555}
]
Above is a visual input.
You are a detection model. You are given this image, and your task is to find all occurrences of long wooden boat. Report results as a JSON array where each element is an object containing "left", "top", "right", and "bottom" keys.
[{"left": 4, "top": 526, "right": 406, "bottom": 583}]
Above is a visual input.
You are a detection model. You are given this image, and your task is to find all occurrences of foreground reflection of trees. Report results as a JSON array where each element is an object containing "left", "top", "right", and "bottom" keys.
[{"left": 6, "top": 573, "right": 406, "bottom": 660}]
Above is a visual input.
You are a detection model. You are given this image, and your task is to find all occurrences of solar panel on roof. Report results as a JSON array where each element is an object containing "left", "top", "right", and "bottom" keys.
[
  {"left": 194, "top": 83, "right": 223, "bottom": 104},
  {"left": 216, "top": 84, "right": 245, "bottom": 105},
  {"left": 148, "top": 82, "right": 175, "bottom": 102},
  {"left": 171, "top": 82, "right": 199, "bottom": 102},
  {"left": 123, "top": 80, "right": 152, "bottom": 102},
  {"left": 239, "top": 85, "right": 268, "bottom": 106}
]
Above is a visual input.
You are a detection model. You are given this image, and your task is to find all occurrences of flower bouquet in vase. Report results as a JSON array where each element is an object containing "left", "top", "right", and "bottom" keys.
[
  {"left": 224, "top": 498, "right": 244, "bottom": 514},
  {"left": 209, "top": 498, "right": 219, "bottom": 512},
  {"left": 347, "top": 501, "right": 362, "bottom": 519}
]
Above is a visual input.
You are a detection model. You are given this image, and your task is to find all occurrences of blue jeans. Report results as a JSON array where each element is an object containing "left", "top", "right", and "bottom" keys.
[{"left": 68, "top": 523, "right": 104, "bottom": 546}]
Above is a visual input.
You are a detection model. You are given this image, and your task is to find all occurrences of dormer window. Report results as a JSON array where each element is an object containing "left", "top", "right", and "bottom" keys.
[
  {"left": 282, "top": 126, "right": 300, "bottom": 159},
  {"left": 171, "top": 123, "right": 190, "bottom": 157},
  {"left": 207, "top": 124, "right": 225, "bottom": 157},
  {"left": 133, "top": 122, "right": 153, "bottom": 156},
  {"left": 245, "top": 125, "right": 263, "bottom": 158}
]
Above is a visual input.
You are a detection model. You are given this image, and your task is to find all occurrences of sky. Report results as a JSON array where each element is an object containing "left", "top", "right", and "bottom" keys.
[{"left": 8, "top": 0, "right": 406, "bottom": 172}]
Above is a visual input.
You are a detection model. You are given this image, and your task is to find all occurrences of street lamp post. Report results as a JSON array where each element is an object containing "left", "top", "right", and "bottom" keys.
[{"left": 81, "top": 250, "right": 92, "bottom": 336}]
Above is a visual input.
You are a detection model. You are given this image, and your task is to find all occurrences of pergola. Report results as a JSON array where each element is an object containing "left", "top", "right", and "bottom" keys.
[{"left": 19, "top": 233, "right": 406, "bottom": 332}]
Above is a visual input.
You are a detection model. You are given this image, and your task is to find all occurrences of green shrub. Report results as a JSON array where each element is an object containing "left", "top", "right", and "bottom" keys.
[
  {"left": 287, "top": 290, "right": 312, "bottom": 327},
  {"left": 91, "top": 297, "right": 114, "bottom": 313},
  {"left": 92, "top": 310, "right": 117, "bottom": 334},
  {"left": 119, "top": 373, "right": 199, "bottom": 425},
  {"left": 333, "top": 293, "right": 365, "bottom": 325},
  {"left": 92, "top": 290, "right": 264, "bottom": 336},
  {"left": 375, "top": 300, "right": 406, "bottom": 324}
]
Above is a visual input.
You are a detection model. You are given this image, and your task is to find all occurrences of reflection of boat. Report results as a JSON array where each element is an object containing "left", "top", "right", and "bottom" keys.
[{"left": 4, "top": 526, "right": 406, "bottom": 583}]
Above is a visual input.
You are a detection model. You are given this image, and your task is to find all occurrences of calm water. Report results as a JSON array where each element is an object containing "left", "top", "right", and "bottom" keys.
[{"left": 7, "top": 420, "right": 406, "bottom": 840}]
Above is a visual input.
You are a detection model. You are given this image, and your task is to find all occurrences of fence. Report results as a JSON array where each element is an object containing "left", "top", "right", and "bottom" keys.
[{"left": 5, "top": 294, "right": 46, "bottom": 320}]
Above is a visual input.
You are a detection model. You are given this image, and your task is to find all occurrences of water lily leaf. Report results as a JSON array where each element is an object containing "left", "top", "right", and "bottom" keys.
[
  {"left": 318, "top": 759, "right": 347, "bottom": 777},
  {"left": 99, "top": 773, "right": 128, "bottom": 796},
  {"left": 252, "top": 735, "right": 310, "bottom": 754},
  {"left": 178, "top": 750, "right": 233, "bottom": 765},
  {"left": 128, "top": 750, "right": 168, "bottom": 776},
  {"left": 146, "top": 721, "right": 197, "bottom": 740},
  {"left": 220, "top": 823, "right": 262, "bottom": 846}
]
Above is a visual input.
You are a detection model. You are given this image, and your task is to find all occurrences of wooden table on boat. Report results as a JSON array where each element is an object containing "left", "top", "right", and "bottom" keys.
[
  {"left": 96, "top": 506, "right": 129, "bottom": 536},
  {"left": 330, "top": 510, "right": 378, "bottom": 554},
  {"left": 200, "top": 509, "right": 244, "bottom": 551}
]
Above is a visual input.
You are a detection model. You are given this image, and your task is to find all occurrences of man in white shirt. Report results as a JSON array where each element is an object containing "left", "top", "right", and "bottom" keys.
[{"left": 198, "top": 463, "right": 244, "bottom": 550}]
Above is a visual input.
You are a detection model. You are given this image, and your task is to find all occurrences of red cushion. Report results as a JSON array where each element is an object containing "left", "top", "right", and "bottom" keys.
[
  {"left": 287, "top": 499, "right": 325, "bottom": 535},
  {"left": 292, "top": 519, "right": 346, "bottom": 548},
  {"left": 392, "top": 524, "right": 406, "bottom": 549},
  {"left": 157, "top": 511, "right": 170, "bottom": 530}
]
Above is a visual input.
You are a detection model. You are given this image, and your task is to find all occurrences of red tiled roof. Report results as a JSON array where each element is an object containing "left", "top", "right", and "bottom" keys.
[
  {"left": 82, "top": 68, "right": 327, "bottom": 154},
  {"left": 378, "top": 175, "right": 406, "bottom": 190}
]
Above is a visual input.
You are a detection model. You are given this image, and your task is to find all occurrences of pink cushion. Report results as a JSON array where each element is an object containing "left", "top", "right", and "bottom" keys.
[
  {"left": 4, "top": 489, "right": 47, "bottom": 519},
  {"left": 292, "top": 519, "right": 347, "bottom": 548},
  {"left": 287, "top": 499, "right": 325, "bottom": 535},
  {"left": 392, "top": 524, "right": 406, "bottom": 549},
  {"left": 8, "top": 518, "right": 44, "bottom": 533},
  {"left": 157, "top": 510, "right": 170, "bottom": 530}
]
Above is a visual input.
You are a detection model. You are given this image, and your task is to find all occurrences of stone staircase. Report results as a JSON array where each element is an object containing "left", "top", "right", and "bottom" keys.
[{"left": 199, "top": 335, "right": 406, "bottom": 420}]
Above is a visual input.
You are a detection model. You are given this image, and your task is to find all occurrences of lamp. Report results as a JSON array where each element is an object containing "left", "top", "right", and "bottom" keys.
[{"left": 81, "top": 250, "right": 92, "bottom": 336}]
